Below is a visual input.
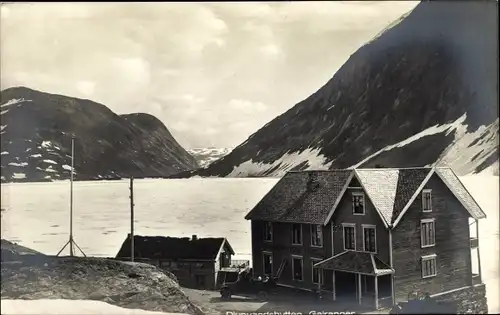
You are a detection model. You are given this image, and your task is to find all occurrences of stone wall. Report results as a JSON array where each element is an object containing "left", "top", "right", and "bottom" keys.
[{"left": 432, "top": 284, "right": 488, "bottom": 314}]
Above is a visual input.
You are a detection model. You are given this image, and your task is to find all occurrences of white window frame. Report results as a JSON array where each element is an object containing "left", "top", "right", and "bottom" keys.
[
  {"left": 262, "top": 251, "right": 273, "bottom": 276},
  {"left": 264, "top": 222, "right": 273, "bottom": 243},
  {"left": 311, "top": 258, "right": 324, "bottom": 284},
  {"left": 331, "top": 222, "right": 337, "bottom": 256},
  {"left": 421, "top": 254, "right": 437, "bottom": 278},
  {"left": 421, "top": 219, "right": 436, "bottom": 248},
  {"left": 352, "top": 192, "right": 366, "bottom": 215},
  {"left": 342, "top": 223, "right": 356, "bottom": 251},
  {"left": 311, "top": 224, "right": 323, "bottom": 248},
  {"left": 291, "top": 223, "right": 303, "bottom": 245},
  {"left": 422, "top": 189, "right": 432, "bottom": 212},
  {"left": 362, "top": 224, "right": 377, "bottom": 253},
  {"left": 291, "top": 255, "right": 304, "bottom": 282}
]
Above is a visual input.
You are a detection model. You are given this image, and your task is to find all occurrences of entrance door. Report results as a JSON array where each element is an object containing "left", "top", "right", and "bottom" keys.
[
  {"left": 263, "top": 252, "right": 273, "bottom": 276},
  {"left": 335, "top": 271, "right": 357, "bottom": 301}
]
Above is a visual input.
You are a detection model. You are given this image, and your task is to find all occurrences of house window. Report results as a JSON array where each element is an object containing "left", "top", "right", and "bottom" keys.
[
  {"left": 264, "top": 222, "right": 273, "bottom": 242},
  {"left": 352, "top": 192, "right": 365, "bottom": 215},
  {"left": 421, "top": 219, "right": 436, "bottom": 248},
  {"left": 363, "top": 225, "right": 376, "bottom": 253},
  {"left": 422, "top": 189, "right": 432, "bottom": 212},
  {"left": 311, "top": 225, "right": 323, "bottom": 247},
  {"left": 311, "top": 259, "right": 323, "bottom": 284},
  {"left": 422, "top": 255, "right": 437, "bottom": 278},
  {"left": 291, "top": 224, "right": 302, "bottom": 245},
  {"left": 263, "top": 252, "right": 273, "bottom": 275},
  {"left": 343, "top": 223, "right": 356, "bottom": 251},
  {"left": 292, "top": 256, "right": 303, "bottom": 281}
]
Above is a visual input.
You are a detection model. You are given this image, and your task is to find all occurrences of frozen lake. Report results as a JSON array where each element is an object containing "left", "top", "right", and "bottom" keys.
[
  {"left": 0, "top": 178, "right": 279, "bottom": 260},
  {"left": 1, "top": 175, "right": 498, "bottom": 312}
]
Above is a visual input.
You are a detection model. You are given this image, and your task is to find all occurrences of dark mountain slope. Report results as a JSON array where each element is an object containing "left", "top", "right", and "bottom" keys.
[
  {"left": 0, "top": 87, "right": 198, "bottom": 182},
  {"left": 193, "top": 0, "right": 498, "bottom": 177}
]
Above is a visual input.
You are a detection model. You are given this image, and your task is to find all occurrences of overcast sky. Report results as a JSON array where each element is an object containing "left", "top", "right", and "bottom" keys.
[{"left": 1, "top": 1, "right": 419, "bottom": 148}]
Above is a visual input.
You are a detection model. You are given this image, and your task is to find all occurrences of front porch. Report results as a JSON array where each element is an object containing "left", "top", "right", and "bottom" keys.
[{"left": 314, "top": 251, "right": 395, "bottom": 310}]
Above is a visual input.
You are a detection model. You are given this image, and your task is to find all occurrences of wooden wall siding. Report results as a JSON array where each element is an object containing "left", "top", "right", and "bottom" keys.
[
  {"left": 163, "top": 262, "right": 216, "bottom": 289},
  {"left": 214, "top": 245, "right": 232, "bottom": 289},
  {"left": 327, "top": 181, "right": 390, "bottom": 265},
  {"left": 251, "top": 219, "right": 332, "bottom": 290},
  {"left": 392, "top": 174, "right": 472, "bottom": 302}
]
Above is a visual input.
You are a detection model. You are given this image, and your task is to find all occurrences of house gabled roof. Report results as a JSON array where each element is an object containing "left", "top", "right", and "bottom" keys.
[
  {"left": 435, "top": 167, "right": 487, "bottom": 220},
  {"left": 313, "top": 251, "right": 394, "bottom": 276},
  {"left": 115, "top": 235, "right": 234, "bottom": 260},
  {"left": 324, "top": 167, "right": 433, "bottom": 228},
  {"left": 245, "top": 167, "right": 486, "bottom": 228},
  {"left": 354, "top": 169, "right": 400, "bottom": 228},
  {"left": 244, "top": 170, "right": 352, "bottom": 224}
]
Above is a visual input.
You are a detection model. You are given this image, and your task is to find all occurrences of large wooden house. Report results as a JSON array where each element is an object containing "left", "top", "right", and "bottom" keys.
[
  {"left": 245, "top": 167, "right": 486, "bottom": 309},
  {"left": 116, "top": 234, "right": 243, "bottom": 290}
]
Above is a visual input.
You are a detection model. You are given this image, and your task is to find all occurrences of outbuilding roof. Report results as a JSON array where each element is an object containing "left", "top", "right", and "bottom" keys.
[{"left": 116, "top": 235, "right": 234, "bottom": 260}]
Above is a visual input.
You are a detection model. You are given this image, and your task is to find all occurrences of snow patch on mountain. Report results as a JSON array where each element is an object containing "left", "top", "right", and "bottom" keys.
[
  {"left": 0, "top": 98, "right": 32, "bottom": 108},
  {"left": 12, "top": 173, "right": 26, "bottom": 179},
  {"left": 8, "top": 162, "right": 28, "bottom": 167},
  {"left": 227, "top": 148, "right": 332, "bottom": 177},
  {"left": 480, "top": 160, "right": 499, "bottom": 175},
  {"left": 62, "top": 165, "right": 73, "bottom": 171},
  {"left": 41, "top": 141, "right": 53, "bottom": 149},
  {"left": 187, "top": 147, "right": 233, "bottom": 168},
  {"left": 223, "top": 114, "right": 497, "bottom": 177},
  {"left": 349, "top": 114, "right": 468, "bottom": 168},
  {"left": 434, "top": 119, "right": 498, "bottom": 175}
]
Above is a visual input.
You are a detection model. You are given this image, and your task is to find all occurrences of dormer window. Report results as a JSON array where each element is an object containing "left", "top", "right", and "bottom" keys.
[
  {"left": 264, "top": 222, "right": 273, "bottom": 242},
  {"left": 422, "top": 189, "right": 432, "bottom": 212},
  {"left": 352, "top": 192, "right": 365, "bottom": 215}
]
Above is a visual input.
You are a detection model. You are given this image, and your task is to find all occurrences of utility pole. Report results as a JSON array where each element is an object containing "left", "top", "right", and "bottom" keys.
[{"left": 130, "top": 177, "right": 135, "bottom": 262}]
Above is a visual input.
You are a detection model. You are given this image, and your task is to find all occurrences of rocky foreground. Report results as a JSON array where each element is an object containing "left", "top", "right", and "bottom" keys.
[{"left": 1, "top": 240, "right": 204, "bottom": 315}]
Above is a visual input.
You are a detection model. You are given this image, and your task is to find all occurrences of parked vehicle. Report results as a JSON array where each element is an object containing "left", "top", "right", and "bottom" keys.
[{"left": 220, "top": 267, "right": 278, "bottom": 301}]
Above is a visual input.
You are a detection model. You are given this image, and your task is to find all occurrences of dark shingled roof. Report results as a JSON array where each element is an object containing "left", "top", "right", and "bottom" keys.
[
  {"left": 244, "top": 170, "right": 352, "bottom": 224},
  {"left": 115, "top": 235, "right": 233, "bottom": 260},
  {"left": 314, "top": 251, "right": 393, "bottom": 275},
  {"left": 246, "top": 167, "right": 485, "bottom": 227}
]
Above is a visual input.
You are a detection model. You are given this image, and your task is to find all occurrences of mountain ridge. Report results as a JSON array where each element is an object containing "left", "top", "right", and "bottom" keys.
[
  {"left": 0, "top": 86, "right": 198, "bottom": 182},
  {"left": 189, "top": 0, "right": 498, "bottom": 178}
]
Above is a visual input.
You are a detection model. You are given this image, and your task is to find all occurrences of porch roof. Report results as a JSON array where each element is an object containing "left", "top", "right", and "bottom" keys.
[{"left": 314, "top": 251, "right": 394, "bottom": 276}]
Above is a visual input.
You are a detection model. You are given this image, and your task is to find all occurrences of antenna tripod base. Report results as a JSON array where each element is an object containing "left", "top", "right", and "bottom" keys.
[{"left": 56, "top": 236, "right": 86, "bottom": 257}]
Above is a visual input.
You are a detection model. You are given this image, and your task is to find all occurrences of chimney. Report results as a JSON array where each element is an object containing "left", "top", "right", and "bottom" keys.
[
  {"left": 307, "top": 172, "right": 320, "bottom": 192},
  {"left": 192, "top": 235, "right": 198, "bottom": 241}
]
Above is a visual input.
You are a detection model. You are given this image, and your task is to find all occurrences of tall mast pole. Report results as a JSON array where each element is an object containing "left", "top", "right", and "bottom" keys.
[
  {"left": 130, "top": 177, "right": 135, "bottom": 262},
  {"left": 69, "top": 136, "right": 74, "bottom": 256},
  {"left": 56, "top": 135, "right": 85, "bottom": 257}
]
